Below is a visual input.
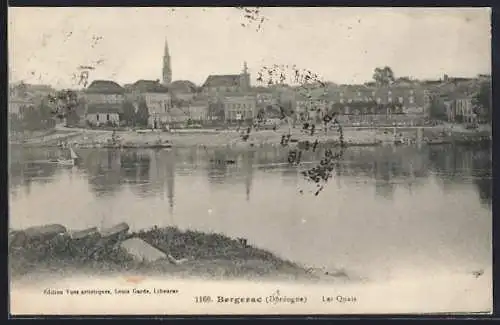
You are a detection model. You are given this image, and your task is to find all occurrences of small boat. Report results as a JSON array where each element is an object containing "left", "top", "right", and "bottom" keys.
[
  {"left": 57, "top": 147, "right": 79, "bottom": 166},
  {"left": 148, "top": 143, "right": 173, "bottom": 149},
  {"left": 56, "top": 159, "right": 75, "bottom": 166}
]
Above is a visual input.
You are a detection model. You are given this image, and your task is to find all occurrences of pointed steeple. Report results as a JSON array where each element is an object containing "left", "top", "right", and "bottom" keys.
[
  {"left": 162, "top": 37, "right": 172, "bottom": 85},
  {"left": 164, "top": 37, "right": 170, "bottom": 58},
  {"left": 240, "top": 61, "right": 250, "bottom": 90}
]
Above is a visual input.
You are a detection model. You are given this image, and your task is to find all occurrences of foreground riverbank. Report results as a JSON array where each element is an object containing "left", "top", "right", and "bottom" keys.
[
  {"left": 11, "top": 223, "right": 490, "bottom": 315},
  {"left": 9, "top": 223, "right": 347, "bottom": 283},
  {"left": 10, "top": 125, "right": 492, "bottom": 149}
]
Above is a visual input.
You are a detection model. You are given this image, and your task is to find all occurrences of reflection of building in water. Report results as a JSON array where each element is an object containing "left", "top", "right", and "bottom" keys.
[
  {"left": 339, "top": 146, "right": 430, "bottom": 192},
  {"left": 119, "top": 150, "right": 151, "bottom": 195},
  {"left": 177, "top": 147, "right": 201, "bottom": 168},
  {"left": 207, "top": 149, "right": 230, "bottom": 184},
  {"left": 474, "top": 176, "right": 491, "bottom": 206},
  {"left": 428, "top": 145, "right": 476, "bottom": 181},
  {"left": 241, "top": 151, "right": 255, "bottom": 201},
  {"left": 85, "top": 149, "right": 122, "bottom": 196},
  {"left": 471, "top": 147, "right": 493, "bottom": 205},
  {"left": 9, "top": 149, "right": 59, "bottom": 192},
  {"left": 470, "top": 147, "right": 492, "bottom": 206},
  {"left": 9, "top": 151, "right": 36, "bottom": 195},
  {"left": 205, "top": 149, "right": 255, "bottom": 200},
  {"left": 164, "top": 150, "right": 176, "bottom": 213},
  {"left": 427, "top": 144, "right": 491, "bottom": 205},
  {"left": 147, "top": 149, "right": 176, "bottom": 213},
  {"left": 374, "top": 159, "right": 394, "bottom": 199}
]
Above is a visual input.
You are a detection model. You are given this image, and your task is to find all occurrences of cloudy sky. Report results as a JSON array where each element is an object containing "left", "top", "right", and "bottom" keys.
[{"left": 8, "top": 7, "right": 491, "bottom": 88}]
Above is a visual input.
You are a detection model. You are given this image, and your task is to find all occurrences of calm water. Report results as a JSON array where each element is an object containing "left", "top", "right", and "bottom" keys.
[{"left": 9, "top": 143, "right": 492, "bottom": 280}]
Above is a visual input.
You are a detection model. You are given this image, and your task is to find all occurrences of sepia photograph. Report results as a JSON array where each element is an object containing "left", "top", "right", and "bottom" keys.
[{"left": 8, "top": 6, "right": 492, "bottom": 315}]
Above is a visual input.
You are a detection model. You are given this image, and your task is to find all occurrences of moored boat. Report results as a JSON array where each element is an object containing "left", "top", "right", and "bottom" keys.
[{"left": 56, "top": 147, "right": 79, "bottom": 166}]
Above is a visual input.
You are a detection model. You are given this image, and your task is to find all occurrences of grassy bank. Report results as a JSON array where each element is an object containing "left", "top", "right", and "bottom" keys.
[{"left": 9, "top": 226, "right": 341, "bottom": 282}]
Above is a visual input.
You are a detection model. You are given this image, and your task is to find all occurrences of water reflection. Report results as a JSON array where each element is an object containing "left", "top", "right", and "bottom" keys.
[
  {"left": 82, "top": 149, "right": 123, "bottom": 196},
  {"left": 9, "top": 144, "right": 492, "bottom": 208},
  {"left": 9, "top": 145, "right": 60, "bottom": 196},
  {"left": 427, "top": 145, "right": 492, "bottom": 206}
]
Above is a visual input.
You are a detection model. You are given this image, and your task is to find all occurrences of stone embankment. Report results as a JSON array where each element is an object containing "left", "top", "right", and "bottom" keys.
[{"left": 9, "top": 223, "right": 347, "bottom": 282}]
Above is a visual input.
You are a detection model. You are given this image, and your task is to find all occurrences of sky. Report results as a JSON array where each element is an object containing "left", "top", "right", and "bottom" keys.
[{"left": 8, "top": 7, "right": 492, "bottom": 88}]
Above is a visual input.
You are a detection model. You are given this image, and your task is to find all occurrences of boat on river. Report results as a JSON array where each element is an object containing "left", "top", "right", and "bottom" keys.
[{"left": 57, "top": 147, "right": 79, "bottom": 166}]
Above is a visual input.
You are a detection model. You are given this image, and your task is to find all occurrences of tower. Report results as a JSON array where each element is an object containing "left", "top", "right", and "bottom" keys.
[
  {"left": 162, "top": 38, "right": 172, "bottom": 85},
  {"left": 240, "top": 61, "right": 250, "bottom": 91},
  {"left": 243, "top": 61, "right": 248, "bottom": 75}
]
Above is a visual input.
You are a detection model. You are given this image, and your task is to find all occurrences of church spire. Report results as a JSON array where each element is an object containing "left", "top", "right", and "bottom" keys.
[
  {"left": 241, "top": 61, "right": 250, "bottom": 90},
  {"left": 162, "top": 37, "right": 172, "bottom": 85}
]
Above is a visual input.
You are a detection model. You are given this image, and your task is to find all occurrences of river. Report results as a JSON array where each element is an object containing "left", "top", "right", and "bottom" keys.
[{"left": 8, "top": 143, "right": 492, "bottom": 281}]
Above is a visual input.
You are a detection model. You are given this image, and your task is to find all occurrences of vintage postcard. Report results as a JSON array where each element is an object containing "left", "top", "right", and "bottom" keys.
[{"left": 8, "top": 7, "right": 492, "bottom": 315}]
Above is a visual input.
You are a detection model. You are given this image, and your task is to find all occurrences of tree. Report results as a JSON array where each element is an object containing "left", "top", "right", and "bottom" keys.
[
  {"left": 120, "top": 100, "right": 137, "bottom": 126},
  {"left": 277, "top": 96, "right": 297, "bottom": 132},
  {"left": 47, "top": 89, "right": 80, "bottom": 125},
  {"left": 373, "top": 66, "right": 395, "bottom": 86},
  {"left": 473, "top": 80, "right": 492, "bottom": 122},
  {"left": 22, "top": 105, "right": 42, "bottom": 131},
  {"left": 428, "top": 97, "right": 447, "bottom": 121},
  {"left": 135, "top": 99, "right": 149, "bottom": 127},
  {"left": 65, "top": 109, "right": 80, "bottom": 127}
]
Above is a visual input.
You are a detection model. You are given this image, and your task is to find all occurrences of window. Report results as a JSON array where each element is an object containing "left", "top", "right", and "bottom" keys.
[
  {"left": 398, "top": 97, "right": 404, "bottom": 103},
  {"left": 409, "top": 96, "right": 415, "bottom": 104},
  {"left": 106, "top": 114, "right": 110, "bottom": 121},
  {"left": 339, "top": 98, "right": 344, "bottom": 103},
  {"left": 388, "top": 97, "right": 392, "bottom": 103},
  {"left": 348, "top": 98, "right": 353, "bottom": 103},
  {"left": 96, "top": 114, "right": 99, "bottom": 121},
  {"left": 376, "top": 98, "right": 381, "bottom": 104}
]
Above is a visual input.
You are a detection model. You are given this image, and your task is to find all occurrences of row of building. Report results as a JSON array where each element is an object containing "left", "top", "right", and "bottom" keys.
[
  {"left": 8, "top": 37, "right": 490, "bottom": 128},
  {"left": 8, "top": 72, "right": 490, "bottom": 129}
]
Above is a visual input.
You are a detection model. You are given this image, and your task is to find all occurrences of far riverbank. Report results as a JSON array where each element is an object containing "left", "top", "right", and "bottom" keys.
[{"left": 9, "top": 125, "right": 492, "bottom": 150}]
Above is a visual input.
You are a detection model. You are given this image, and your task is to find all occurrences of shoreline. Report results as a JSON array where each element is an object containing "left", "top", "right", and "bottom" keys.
[
  {"left": 9, "top": 223, "right": 347, "bottom": 283},
  {"left": 9, "top": 127, "right": 492, "bottom": 150}
]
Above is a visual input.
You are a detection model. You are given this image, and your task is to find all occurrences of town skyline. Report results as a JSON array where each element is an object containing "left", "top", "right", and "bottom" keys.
[{"left": 9, "top": 7, "right": 491, "bottom": 88}]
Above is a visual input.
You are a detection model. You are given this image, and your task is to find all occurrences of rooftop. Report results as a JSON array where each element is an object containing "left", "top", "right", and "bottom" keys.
[
  {"left": 202, "top": 74, "right": 242, "bottom": 88},
  {"left": 129, "top": 80, "right": 169, "bottom": 93},
  {"left": 85, "top": 80, "right": 125, "bottom": 94},
  {"left": 170, "top": 80, "right": 198, "bottom": 93}
]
